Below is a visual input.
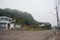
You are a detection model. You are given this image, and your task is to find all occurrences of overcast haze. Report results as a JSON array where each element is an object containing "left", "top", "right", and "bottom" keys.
[{"left": 0, "top": 0, "right": 60, "bottom": 26}]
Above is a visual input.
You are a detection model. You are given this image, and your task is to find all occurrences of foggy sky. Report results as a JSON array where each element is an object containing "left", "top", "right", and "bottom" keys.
[{"left": 0, "top": 0, "right": 60, "bottom": 26}]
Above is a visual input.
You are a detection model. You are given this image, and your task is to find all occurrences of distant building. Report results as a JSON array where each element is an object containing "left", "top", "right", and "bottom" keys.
[
  {"left": 39, "top": 23, "right": 45, "bottom": 26},
  {"left": 39, "top": 22, "right": 51, "bottom": 29},
  {"left": 39, "top": 22, "right": 45, "bottom": 28},
  {"left": 0, "top": 16, "right": 15, "bottom": 30}
]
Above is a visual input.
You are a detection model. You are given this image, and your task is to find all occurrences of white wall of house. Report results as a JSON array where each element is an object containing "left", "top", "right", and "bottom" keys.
[
  {"left": 10, "top": 23, "right": 15, "bottom": 29},
  {"left": 39, "top": 24, "right": 45, "bottom": 27}
]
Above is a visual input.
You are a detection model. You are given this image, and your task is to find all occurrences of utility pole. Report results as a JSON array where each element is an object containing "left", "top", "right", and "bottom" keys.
[{"left": 56, "top": 0, "right": 59, "bottom": 28}]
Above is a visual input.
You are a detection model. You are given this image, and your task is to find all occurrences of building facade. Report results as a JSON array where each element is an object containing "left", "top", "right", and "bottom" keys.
[{"left": 0, "top": 16, "right": 15, "bottom": 30}]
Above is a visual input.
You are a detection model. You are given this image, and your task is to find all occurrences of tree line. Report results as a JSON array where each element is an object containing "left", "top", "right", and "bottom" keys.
[{"left": 0, "top": 8, "right": 51, "bottom": 30}]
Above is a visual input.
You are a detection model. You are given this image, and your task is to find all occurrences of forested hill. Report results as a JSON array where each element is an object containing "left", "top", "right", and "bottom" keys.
[
  {"left": 0, "top": 8, "right": 52, "bottom": 30},
  {"left": 0, "top": 8, "right": 37, "bottom": 25}
]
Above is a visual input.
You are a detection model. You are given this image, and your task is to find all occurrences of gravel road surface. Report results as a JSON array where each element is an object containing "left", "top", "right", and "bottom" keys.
[{"left": 0, "top": 30, "right": 55, "bottom": 40}]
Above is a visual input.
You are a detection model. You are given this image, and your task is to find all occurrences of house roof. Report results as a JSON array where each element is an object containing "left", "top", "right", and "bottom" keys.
[{"left": 0, "top": 16, "right": 12, "bottom": 20}]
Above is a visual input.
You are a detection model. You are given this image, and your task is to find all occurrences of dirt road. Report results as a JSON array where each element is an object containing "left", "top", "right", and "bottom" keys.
[
  {"left": 55, "top": 30, "right": 60, "bottom": 40},
  {"left": 0, "top": 30, "right": 55, "bottom": 40}
]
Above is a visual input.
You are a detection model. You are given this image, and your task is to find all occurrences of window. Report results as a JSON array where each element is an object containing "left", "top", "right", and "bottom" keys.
[{"left": 0, "top": 18, "right": 8, "bottom": 21}]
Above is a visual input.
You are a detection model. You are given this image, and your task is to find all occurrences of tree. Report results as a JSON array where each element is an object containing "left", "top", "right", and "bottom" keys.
[{"left": 44, "top": 22, "right": 51, "bottom": 29}]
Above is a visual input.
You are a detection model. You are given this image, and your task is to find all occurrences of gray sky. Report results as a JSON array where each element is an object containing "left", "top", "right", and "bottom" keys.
[{"left": 0, "top": 0, "right": 60, "bottom": 26}]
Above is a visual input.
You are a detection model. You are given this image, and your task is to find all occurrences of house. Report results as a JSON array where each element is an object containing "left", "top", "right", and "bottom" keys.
[
  {"left": 38, "top": 22, "right": 45, "bottom": 28},
  {"left": 39, "top": 22, "right": 51, "bottom": 29},
  {"left": 0, "top": 16, "right": 15, "bottom": 30},
  {"left": 39, "top": 23, "right": 45, "bottom": 26}
]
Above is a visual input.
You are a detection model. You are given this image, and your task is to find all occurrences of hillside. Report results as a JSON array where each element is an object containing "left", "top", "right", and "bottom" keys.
[
  {"left": 0, "top": 8, "right": 51, "bottom": 30},
  {"left": 0, "top": 8, "right": 37, "bottom": 25}
]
